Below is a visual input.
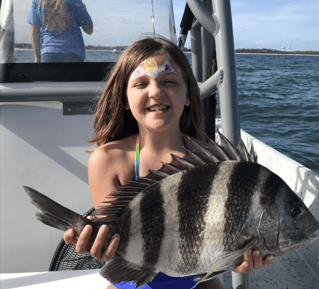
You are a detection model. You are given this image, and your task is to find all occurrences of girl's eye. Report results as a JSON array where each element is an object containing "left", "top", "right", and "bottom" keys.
[
  {"left": 135, "top": 82, "right": 147, "bottom": 87},
  {"left": 164, "top": 79, "right": 177, "bottom": 84}
]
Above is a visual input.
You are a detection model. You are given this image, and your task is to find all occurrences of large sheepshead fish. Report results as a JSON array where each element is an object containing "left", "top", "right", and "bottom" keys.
[{"left": 24, "top": 132, "right": 319, "bottom": 288}]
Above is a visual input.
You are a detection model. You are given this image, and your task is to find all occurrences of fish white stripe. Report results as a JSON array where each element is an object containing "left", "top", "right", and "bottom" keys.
[
  {"left": 197, "top": 162, "right": 234, "bottom": 271},
  {"left": 124, "top": 193, "right": 145, "bottom": 265},
  {"left": 155, "top": 173, "right": 183, "bottom": 276}
]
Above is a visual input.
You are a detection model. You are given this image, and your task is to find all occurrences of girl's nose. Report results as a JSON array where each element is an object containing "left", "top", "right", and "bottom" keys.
[{"left": 148, "top": 81, "right": 164, "bottom": 98}]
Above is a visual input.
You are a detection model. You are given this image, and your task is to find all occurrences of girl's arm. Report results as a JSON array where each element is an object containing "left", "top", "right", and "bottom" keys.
[{"left": 63, "top": 146, "right": 123, "bottom": 261}]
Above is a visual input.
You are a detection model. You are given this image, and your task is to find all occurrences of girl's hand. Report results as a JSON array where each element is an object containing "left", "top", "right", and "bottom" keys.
[
  {"left": 232, "top": 250, "right": 273, "bottom": 273},
  {"left": 63, "top": 224, "right": 120, "bottom": 262}
]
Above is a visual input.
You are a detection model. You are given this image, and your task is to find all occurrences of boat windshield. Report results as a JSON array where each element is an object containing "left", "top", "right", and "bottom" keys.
[{"left": 0, "top": 0, "right": 176, "bottom": 82}]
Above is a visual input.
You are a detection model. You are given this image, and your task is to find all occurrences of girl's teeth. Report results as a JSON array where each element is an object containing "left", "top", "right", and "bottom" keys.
[{"left": 149, "top": 106, "right": 167, "bottom": 111}]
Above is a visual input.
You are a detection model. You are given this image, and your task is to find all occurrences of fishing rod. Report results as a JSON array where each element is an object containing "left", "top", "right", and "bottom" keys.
[{"left": 177, "top": 3, "right": 194, "bottom": 50}]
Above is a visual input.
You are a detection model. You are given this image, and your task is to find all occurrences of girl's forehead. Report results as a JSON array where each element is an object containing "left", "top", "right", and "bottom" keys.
[{"left": 131, "top": 54, "right": 179, "bottom": 80}]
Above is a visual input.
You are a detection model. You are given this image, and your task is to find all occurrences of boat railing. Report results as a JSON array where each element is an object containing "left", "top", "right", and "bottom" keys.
[{"left": 182, "top": 2, "right": 244, "bottom": 286}]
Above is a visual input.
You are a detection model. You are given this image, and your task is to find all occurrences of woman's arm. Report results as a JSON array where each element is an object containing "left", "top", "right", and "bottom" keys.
[
  {"left": 30, "top": 25, "right": 41, "bottom": 62},
  {"left": 82, "top": 23, "right": 93, "bottom": 35}
]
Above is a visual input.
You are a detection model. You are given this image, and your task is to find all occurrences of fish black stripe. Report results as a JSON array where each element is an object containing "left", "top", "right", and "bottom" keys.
[
  {"left": 262, "top": 169, "right": 282, "bottom": 202},
  {"left": 223, "top": 162, "right": 262, "bottom": 250},
  {"left": 140, "top": 183, "right": 165, "bottom": 267},
  {"left": 177, "top": 163, "right": 220, "bottom": 272},
  {"left": 115, "top": 207, "right": 131, "bottom": 256}
]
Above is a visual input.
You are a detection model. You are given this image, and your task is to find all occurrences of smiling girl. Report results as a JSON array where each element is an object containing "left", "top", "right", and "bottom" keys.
[{"left": 63, "top": 37, "right": 272, "bottom": 288}]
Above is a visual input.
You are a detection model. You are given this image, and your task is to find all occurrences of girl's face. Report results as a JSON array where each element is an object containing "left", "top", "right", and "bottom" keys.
[{"left": 126, "top": 53, "right": 190, "bottom": 134}]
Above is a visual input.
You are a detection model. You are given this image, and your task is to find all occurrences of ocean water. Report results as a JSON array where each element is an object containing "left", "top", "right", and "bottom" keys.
[
  {"left": 13, "top": 50, "right": 319, "bottom": 174},
  {"left": 234, "top": 54, "right": 319, "bottom": 175}
]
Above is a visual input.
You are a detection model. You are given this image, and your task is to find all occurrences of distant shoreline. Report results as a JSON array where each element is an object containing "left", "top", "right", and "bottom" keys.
[
  {"left": 13, "top": 44, "right": 319, "bottom": 56},
  {"left": 235, "top": 52, "right": 319, "bottom": 57},
  {"left": 183, "top": 48, "right": 319, "bottom": 56},
  {"left": 234, "top": 48, "right": 319, "bottom": 56}
]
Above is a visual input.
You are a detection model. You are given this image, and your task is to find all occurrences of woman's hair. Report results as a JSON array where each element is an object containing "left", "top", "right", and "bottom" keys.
[
  {"left": 38, "top": 0, "right": 70, "bottom": 32},
  {"left": 90, "top": 36, "right": 205, "bottom": 147}
]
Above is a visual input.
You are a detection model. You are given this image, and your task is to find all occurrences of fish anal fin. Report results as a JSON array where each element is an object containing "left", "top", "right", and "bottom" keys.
[
  {"left": 192, "top": 270, "right": 225, "bottom": 283},
  {"left": 195, "top": 239, "right": 258, "bottom": 284},
  {"left": 100, "top": 256, "right": 157, "bottom": 288}
]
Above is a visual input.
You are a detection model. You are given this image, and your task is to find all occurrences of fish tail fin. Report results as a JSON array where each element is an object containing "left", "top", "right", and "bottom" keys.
[
  {"left": 35, "top": 212, "right": 72, "bottom": 232},
  {"left": 24, "top": 186, "right": 90, "bottom": 236}
]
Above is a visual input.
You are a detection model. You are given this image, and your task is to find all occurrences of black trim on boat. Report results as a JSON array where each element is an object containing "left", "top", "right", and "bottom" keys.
[{"left": 0, "top": 62, "right": 114, "bottom": 83}]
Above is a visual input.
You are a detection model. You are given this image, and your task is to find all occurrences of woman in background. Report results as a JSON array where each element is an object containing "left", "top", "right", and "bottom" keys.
[{"left": 27, "top": 0, "right": 93, "bottom": 62}]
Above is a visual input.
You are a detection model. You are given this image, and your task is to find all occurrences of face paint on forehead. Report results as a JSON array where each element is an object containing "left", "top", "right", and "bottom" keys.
[{"left": 131, "top": 57, "right": 177, "bottom": 79}]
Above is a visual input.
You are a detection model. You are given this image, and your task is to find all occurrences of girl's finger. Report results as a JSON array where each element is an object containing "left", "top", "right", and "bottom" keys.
[
  {"left": 102, "top": 234, "right": 120, "bottom": 262},
  {"left": 262, "top": 255, "right": 273, "bottom": 266},
  {"left": 63, "top": 228, "right": 76, "bottom": 244},
  {"left": 76, "top": 225, "right": 93, "bottom": 253},
  {"left": 90, "top": 225, "right": 109, "bottom": 260},
  {"left": 232, "top": 250, "right": 252, "bottom": 273},
  {"left": 243, "top": 250, "right": 253, "bottom": 273},
  {"left": 252, "top": 250, "right": 262, "bottom": 270}
]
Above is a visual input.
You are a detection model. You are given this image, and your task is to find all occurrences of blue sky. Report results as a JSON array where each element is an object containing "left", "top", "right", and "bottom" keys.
[
  {"left": 173, "top": 0, "right": 319, "bottom": 51},
  {"left": 15, "top": 0, "right": 318, "bottom": 51}
]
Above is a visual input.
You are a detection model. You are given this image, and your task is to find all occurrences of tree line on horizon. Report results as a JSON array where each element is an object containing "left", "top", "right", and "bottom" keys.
[
  {"left": 14, "top": 43, "right": 319, "bottom": 55},
  {"left": 235, "top": 48, "right": 319, "bottom": 55}
]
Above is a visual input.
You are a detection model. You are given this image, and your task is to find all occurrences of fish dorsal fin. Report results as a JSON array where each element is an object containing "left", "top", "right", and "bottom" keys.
[
  {"left": 183, "top": 148, "right": 207, "bottom": 166},
  {"left": 97, "top": 132, "right": 256, "bottom": 219},
  {"left": 237, "top": 135, "right": 251, "bottom": 162},
  {"left": 158, "top": 162, "right": 182, "bottom": 175},
  {"left": 216, "top": 131, "right": 243, "bottom": 160},
  {"left": 204, "top": 134, "right": 230, "bottom": 160},
  {"left": 184, "top": 135, "right": 219, "bottom": 163},
  {"left": 249, "top": 144, "right": 258, "bottom": 163}
]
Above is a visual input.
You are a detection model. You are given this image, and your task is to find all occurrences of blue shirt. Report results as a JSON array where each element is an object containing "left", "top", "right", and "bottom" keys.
[{"left": 27, "top": 0, "right": 92, "bottom": 59}]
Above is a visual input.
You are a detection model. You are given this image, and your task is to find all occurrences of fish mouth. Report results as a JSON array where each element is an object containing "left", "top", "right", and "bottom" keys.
[{"left": 308, "top": 232, "right": 318, "bottom": 240}]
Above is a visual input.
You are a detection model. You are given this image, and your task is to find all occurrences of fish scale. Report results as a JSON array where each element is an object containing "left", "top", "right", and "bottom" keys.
[{"left": 24, "top": 132, "right": 319, "bottom": 288}]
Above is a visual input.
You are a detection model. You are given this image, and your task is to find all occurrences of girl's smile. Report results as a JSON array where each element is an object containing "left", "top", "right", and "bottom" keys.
[{"left": 126, "top": 53, "right": 190, "bottom": 133}]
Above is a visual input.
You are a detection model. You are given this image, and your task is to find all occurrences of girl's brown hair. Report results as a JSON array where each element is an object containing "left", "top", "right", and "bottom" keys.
[{"left": 90, "top": 37, "right": 205, "bottom": 147}]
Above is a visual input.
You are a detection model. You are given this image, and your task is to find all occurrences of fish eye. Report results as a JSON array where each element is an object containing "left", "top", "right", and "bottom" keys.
[{"left": 291, "top": 206, "right": 302, "bottom": 218}]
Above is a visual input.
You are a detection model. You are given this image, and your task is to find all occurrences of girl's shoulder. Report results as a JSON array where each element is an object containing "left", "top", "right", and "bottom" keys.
[{"left": 88, "top": 134, "right": 137, "bottom": 181}]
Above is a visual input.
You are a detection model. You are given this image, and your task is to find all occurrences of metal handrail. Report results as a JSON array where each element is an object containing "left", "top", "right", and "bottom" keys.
[
  {"left": 0, "top": 83, "right": 104, "bottom": 102},
  {"left": 187, "top": 0, "right": 240, "bottom": 146},
  {"left": 186, "top": 0, "right": 245, "bottom": 288}
]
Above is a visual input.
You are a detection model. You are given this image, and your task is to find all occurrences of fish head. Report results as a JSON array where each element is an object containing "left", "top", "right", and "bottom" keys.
[{"left": 258, "top": 175, "right": 319, "bottom": 255}]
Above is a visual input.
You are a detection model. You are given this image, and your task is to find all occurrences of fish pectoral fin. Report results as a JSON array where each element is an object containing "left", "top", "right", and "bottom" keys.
[
  {"left": 100, "top": 255, "right": 157, "bottom": 289},
  {"left": 194, "top": 239, "right": 258, "bottom": 284}
]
